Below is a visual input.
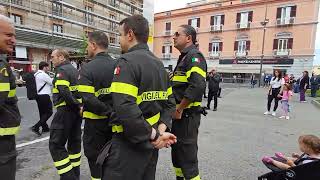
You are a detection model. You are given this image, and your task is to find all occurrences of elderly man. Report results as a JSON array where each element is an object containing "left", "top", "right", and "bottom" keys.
[{"left": 0, "top": 15, "right": 21, "bottom": 180}]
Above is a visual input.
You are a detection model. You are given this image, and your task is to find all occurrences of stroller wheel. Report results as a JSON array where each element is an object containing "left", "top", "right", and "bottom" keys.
[{"left": 284, "top": 169, "right": 296, "bottom": 180}]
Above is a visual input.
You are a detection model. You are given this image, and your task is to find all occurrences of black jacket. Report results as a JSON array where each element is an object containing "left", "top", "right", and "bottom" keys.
[
  {"left": 299, "top": 76, "right": 310, "bottom": 90},
  {"left": 110, "top": 43, "right": 176, "bottom": 148},
  {"left": 207, "top": 73, "right": 221, "bottom": 92},
  {"left": 78, "top": 52, "right": 116, "bottom": 119},
  {"left": 0, "top": 54, "right": 21, "bottom": 136},
  {"left": 172, "top": 44, "right": 207, "bottom": 109}
]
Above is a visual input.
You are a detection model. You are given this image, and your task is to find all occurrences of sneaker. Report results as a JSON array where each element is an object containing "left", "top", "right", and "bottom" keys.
[
  {"left": 30, "top": 127, "right": 41, "bottom": 136},
  {"left": 279, "top": 116, "right": 286, "bottom": 119},
  {"left": 213, "top": 108, "right": 217, "bottom": 111},
  {"left": 264, "top": 111, "right": 270, "bottom": 115},
  {"left": 286, "top": 116, "right": 290, "bottom": 120},
  {"left": 271, "top": 112, "right": 276, "bottom": 116}
]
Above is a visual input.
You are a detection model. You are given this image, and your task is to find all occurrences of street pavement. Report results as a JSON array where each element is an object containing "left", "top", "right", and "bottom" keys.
[{"left": 14, "top": 85, "right": 319, "bottom": 180}]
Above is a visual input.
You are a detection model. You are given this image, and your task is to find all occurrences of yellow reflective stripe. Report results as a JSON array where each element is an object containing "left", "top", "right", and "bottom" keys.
[
  {"left": 55, "top": 102, "right": 66, "bottom": 108},
  {"left": 83, "top": 111, "right": 108, "bottom": 119},
  {"left": 0, "top": 83, "right": 10, "bottom": 92},
  {"left": 54, "top": 158, "right": 70, "bottom": 167},
  {"left": 71, "top": 161, "right": 81, "bottom": 167},
  {"left": 174, "top": 167, "right": 184, "bottom": 177},
  {"left": 186, "top": 102, "right": 202, "bottom": 109},
  {"left": 69, "top": 86, "right": 78, "bottom": 92},
  {"left": 112, "top": 125, "right": 123, "bottom": 133},
  {"left": 8, "top": 89, "right": 16, "bottom": 97},
  {"left": 0, "top": 126, "right": 20, "bottom": 136},
  {"left": 91, "top": 177, "right": 101, "bottom": 180},
  {"left": 146, "top": 112, "right": 160, "bottom": 126},
  {"left": 110, "top": 82, "right": 138, "bottom": 98},
  {"left": 95, "top": 88, "right": 111, "bottom": 97},
  {"left": 69, "top": 153, "right": 81, "bottom": 160},
  {"left": 78, "top": 85, "right": 95, "bottom": 93},
  {"left": 172, "top": 76, "right": 188, "bottom": 83},
  {"left": 52, "top": 88, "right": 59, "bottom": 94},
  {"left": 57, "top": 164, "right": 73, "bottom": 175},
  {"left": 190, "top": 175, "right": 201, "bottom": 180},
  {"left": 167, "top": 87, "right": 172, "bottom": 96},
  {"left": 186, "top": 67, "right": 206, "bottom": 79},
  {"left": 55, "top": 80, "right": 70, "bottom": 87},
  {"left": 136, "top": 91, "right": 169, "bottom": 104},
  {"left": 77, "top": 98, "right": 83, "bottom": 103}
]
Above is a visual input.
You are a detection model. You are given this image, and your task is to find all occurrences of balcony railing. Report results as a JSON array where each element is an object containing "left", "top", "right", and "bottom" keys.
[
  {"left": 162, "top": 54, "right": 171, "bottom": 60},
  {"left": 209, "top": 51, "right": 220, "bottom": 58},
  {"left": 276, "top": 17, "right": 295, "bottom": 26},
  {"left": 274, "top": 49, "right": 291, "bottom": 56},
  {"left": 236, "top": 51, "right": 248, "bottom": 57},
  {"left": 236, "top": 22, "right": 251, "bottom": 29},
  {"left": 210, "top": 25, "right": 223, "bottom": 32},
  {"left": 164, "top": 30, "right": 172, "bottom": 36}
]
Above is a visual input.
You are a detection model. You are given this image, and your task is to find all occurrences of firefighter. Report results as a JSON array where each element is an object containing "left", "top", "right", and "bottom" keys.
[
  {"left": 99, "top": 15, "right": 177, "bottom": 180},
  {"left": 0, "top": 15, "right": 21, "bottom": 180},
  {"left": 78, "top": 31, "right": 115, "bottom": 180},
  {"left": 171, "top": 25, "right": 207, "bottom": 180},
  {"left": 49, "top": 49, "right": 82, "bottom": 180}
]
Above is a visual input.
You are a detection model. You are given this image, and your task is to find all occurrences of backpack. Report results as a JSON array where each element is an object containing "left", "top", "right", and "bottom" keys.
[{"left": 24, "top": 71, "right": 46, "bottom": 100}]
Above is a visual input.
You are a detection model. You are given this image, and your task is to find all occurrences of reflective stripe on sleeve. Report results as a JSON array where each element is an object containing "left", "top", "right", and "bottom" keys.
[
  {"left": 0, "top": 126, "right": 20, "bottom": 136},
  {"left": 0, "top": 83, "right": 10, "bottom": 92},
  {"left": 110, "top": 82, "right": 138, "bottom": 98},
  {"left": 83, "top": 111, "right": 108, "bottom": 120},
  {"left": 186, "top": 67, "right": 206, "bottom": 79},
  {"left": 78, "top": 85, "right": 95, "bottom": 94},
  {"left": 55, "top": 80, "right": 70, "bottom": 87},
  {"left": 8, "top": 89, "right": 16, "bottom": 97}
]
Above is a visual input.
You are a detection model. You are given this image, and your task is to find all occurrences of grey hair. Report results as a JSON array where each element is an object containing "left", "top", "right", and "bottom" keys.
[{"left": 0, "top": 14, "right": 14, "bottom": 26}]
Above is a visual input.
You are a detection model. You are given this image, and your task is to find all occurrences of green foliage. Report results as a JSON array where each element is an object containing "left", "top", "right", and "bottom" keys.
[{"left": 79, "top": 34, "right": 88, "bottom": 56}]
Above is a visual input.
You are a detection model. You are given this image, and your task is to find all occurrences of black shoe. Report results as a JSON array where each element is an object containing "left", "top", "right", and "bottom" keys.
[
  {"left": 204, "top": 96, "right": 208, "bottom": 98},
  {"left": 30, "top": 127, "right": 41, "bottom": 136},
  {"left": 42, "top": 128, "right": 50, "bottom": 133},
  {"left": 205, "top": 106, "right": 210, "bottom": 110},
  {"left": 213, "top": 108, "right": 217, "bottom": 111},
  {"left": 218, "top": 96, "right": 222, "bottom": 98}
]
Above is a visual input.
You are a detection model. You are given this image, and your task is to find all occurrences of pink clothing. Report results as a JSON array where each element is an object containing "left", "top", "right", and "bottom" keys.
[{"left": 282, "top": 90, "right": 293, "bottom": 100}]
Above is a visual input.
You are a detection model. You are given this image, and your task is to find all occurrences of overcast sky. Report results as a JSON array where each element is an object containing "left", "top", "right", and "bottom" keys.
[{"left": 154, "top": 0, "right": 195, "bottom": 13}]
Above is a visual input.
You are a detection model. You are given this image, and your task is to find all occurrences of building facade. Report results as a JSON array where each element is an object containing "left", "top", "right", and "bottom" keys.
[
  {"left": 154, "top": 0, "right": 320, "bottom": 79},
  {"left": 0, "top": 0, "right": 144, "bottom": 71}
]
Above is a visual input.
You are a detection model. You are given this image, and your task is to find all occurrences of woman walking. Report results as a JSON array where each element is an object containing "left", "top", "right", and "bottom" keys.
[
  {"left": 264, "top": 70, "right": 285, "bottom": 116},
  {"left": 299, "top": 71, "right": 310, "bottom": 102}
]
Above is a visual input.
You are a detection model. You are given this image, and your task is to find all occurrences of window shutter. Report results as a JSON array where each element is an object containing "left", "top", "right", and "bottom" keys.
[
  {"left": 221, "top": 15, "right": 225, "bottom": 25},
  {"left": 236, "top": 13, "right": 241, "bottom": 23},
  {"left": 276, "top": 8, "right": 282, "bottom": 19},
  {"left": 219, "top": 42, "right": 223, "bottom": 51},
  {"left": 170, "top": 46, "right": 172, "bottom": 53},
  {"left": 234, "top": 41, "right": 238, "bottom": 51},
  {"left": 248, "top": 11, "right": 253, "bottom": 22},
  {"left": 288, "top": 38, "right": 293, "bottom": 49},
  {"left": 162, "top": 46, "right": 165, "bottom": 53},
  {"left": 197, "top": 18, "right": 200, "bottom": 27},
  {"left": 210, "top": 16, "right": 214, "bottom": 25},
  {"left": 291, "top": 6, "right": 297, "bottom": 17},
  {"left": 188, "top": 19, "right": 192, "bottom": 25},
  {"left": 209, "top": 43, "right": 212, "bottom": 52},
  {"left": 246, "top": 41, "right": 251, "bottom": 50},
  {"left": 273, "top": 39, "right": 278, "bottom": 50}
]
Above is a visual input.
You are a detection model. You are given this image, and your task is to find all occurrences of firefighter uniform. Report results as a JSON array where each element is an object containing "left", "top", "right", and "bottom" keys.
[
  {"left": 0, "top": 54, "right": 21, "bottom": 180},
  {"left": 78, "top": 52, "right": 115, "bottom": 180},
  {"left": 100, "top": 43, "right": 176, "bottom": 180},
  {"left": 49, "top": 61, "right": 82, "bottom": 180},
  {"left": 171, "top": 44, "right": 207, "bottom": 180}
]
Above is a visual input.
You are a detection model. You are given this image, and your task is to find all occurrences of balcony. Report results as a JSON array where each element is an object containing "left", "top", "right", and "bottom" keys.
[
  {"left": 210, "top": 25, "right": 223, "bottom": 32},
  {"left": 276, "top": 17, "right": 295, "bottom": 26},
  {"left": 209, "top": 51, "right": 220, "bottom": 59},
  {"left": 236, "top": 22, "right": 251, "bottom": 29},
  {"left": 164, "top": 30, "right": 172, "bottom": 36},
  {"left": 274, "top": 49, "right": 291, "bottom": 56},
  {"left": 162, "top": 54, "right": 171, "bottom": 60},
  {"left": 11, "top": 0, "right": 22, "bottom": 6},
  {"left": 236, "top": 51, "right": 248, "bottom": 57}
]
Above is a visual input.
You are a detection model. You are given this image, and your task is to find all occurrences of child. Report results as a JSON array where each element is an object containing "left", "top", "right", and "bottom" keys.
[
  {"left": 278, "top": 83, "right": 293, "bottom": 120},
  {"left": 262, "top": 135, "right": 320, "bottom": 171}
]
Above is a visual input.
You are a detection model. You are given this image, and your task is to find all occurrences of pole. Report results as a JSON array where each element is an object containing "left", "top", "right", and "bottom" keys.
[{"left": 259, "top": 3, "right": 268, "bottom": 87}]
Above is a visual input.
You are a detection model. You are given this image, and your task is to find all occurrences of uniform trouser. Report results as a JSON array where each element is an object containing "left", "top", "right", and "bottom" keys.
[
  {"left": 34, "top": 94, "right": 53, "bottom": 131},
  {"left": 83, "top": 119, "right": 112, "bottom": 180},
  {"left": 171, "top": 110, "right": 201, "bottom": 180},
  {"left": 101, "top": 135, "right": 158, "bottom": 180},
  {"left": 207, "top": 90, "right": 218, "bottom": 109},
  {"left": 49, "top": 107, "right": 82, "bottom": 180},
  {"left": 0, "top": 135, "right": 16, "bottom": 180}
]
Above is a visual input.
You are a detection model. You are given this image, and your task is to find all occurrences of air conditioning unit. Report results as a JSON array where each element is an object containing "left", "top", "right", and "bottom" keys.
[{"left": 274, "top": 49, "right": 290, "bottom": 56}]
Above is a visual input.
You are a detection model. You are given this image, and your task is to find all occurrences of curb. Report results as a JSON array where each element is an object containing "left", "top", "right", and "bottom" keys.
[{"left": 311, "top": 99, "right": 320, "bottom": 109}]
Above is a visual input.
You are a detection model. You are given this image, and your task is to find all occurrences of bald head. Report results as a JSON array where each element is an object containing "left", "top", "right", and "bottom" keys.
[{"left": 0, "top": 15, "right": 16, "bottom": 54}]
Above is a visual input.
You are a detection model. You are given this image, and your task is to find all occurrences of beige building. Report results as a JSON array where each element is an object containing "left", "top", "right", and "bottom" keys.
[
  {"left": 154, "top": 0, "right": 320, "bottom": 79},
  {"left": 0, "top": 0, "right": 145, "bottom": 71}
]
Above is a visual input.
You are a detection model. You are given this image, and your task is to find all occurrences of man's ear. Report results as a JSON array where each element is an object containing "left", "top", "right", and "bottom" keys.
[{"left": 127, "top": 29, "right": 134, "bottom": 41}]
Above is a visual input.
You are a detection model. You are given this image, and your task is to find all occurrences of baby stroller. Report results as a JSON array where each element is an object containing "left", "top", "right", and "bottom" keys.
[{"left": 258, "top": 160, "right": 320, "bottom": 180}]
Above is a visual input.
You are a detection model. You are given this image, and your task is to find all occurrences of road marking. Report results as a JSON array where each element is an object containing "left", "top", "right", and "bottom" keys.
[
  {"left": 16, "top": 136, "right": 49, "bottom": 148},
  {"left": 18, "top": 96, "right": 28, "bottom": 100}
]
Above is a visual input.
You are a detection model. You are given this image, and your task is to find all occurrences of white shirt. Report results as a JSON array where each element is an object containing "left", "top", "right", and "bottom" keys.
[
  {"left": 35, "top": 70, "right": 53, "bottom": 95},
  {"left": 270, "top": 77, "right": 285, "bottom": 88}
]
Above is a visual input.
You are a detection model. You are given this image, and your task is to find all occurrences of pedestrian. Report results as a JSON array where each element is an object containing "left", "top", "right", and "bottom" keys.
[
  {"left": 278, "top": 83, "right": 293, "bottom": 120},
  {"left": 100, "top": 15, "right": 177, "bottom": 180},
  {"left": 233, "top": 74, "right": 237, "bottom": 83},
  {"left": 0, "top": 14, "right": 21, "bottom": 180},
  {"left": 310, "top": 73, "right": 319, "bottom": 98},
  {"left": 77, "top": 31, "right": 115, "bottom": 180},
  {"left": 30, "top": 61, "right": 53, "bottom": 136},
  {"left": 49, "top": 49, "right": 82, "bottom": 180},
  {"left": 250, "top": 73, "right": 256, "bottom": 88},
  {"left": 264, "top": 70, "right": 285, "bottom": 116},
  {"left": 203, "top": 73, "right": 208, "bottom": 98},
  {"left": 206, "top": 69, "right": 221, "bottom": 111},
  {"left": 299, "top": 71, "right": 310, "bottom": 102},
  {"left": 171, "top": 24, "right": 207, "bottom": 180}
]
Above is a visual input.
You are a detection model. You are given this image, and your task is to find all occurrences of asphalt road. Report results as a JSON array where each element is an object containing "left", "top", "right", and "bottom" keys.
[{"left": 14, "top": 86, "right": 319, "bottom": 180}]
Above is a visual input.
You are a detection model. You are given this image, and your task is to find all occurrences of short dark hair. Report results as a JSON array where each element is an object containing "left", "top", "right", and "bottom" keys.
[
  {"left": 180, "top": 25, "right": 197, "bottom": 44},
  {"left": 119, "top": 15, "right": 149, "bottom": 43},
  {"left": 88, "top": 31, "right": 109, "bottom": 49},
  {"left": 39, "top": 61, "right": 49, "bottom": 70}
]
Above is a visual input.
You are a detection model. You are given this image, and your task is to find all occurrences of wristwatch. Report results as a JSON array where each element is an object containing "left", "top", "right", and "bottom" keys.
[
  {"left": 152, "top": 129, "right": 161, "bottom": 142},
  {"left": 176, "top": 108, "right": 182, "bottom": 113}
]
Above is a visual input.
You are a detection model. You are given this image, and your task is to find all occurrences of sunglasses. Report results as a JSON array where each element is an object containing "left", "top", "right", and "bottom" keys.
[{"left": 174, "top": 32, "right": 187, "bottom": 37}]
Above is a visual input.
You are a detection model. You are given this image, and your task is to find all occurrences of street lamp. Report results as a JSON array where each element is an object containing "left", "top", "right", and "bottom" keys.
[{"left": 258, "top": 18, "right": 269, "bottom": 87}]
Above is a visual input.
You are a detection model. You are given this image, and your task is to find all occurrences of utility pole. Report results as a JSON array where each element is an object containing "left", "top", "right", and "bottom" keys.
[{"left": 259, "top": 4, "right": 269, "bottom": 87}]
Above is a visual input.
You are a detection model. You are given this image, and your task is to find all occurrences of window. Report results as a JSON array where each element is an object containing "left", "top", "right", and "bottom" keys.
[
  {"left": 130, "top": 6, "right": 135, "bottom": 14},
  {"left": 11, "top": 0, "right": 22, "bottom": 6},
  {"left": 53, "top": 24, "right": 63, "bottom": 33},
  {"left": 236, "top": 11, "right": 253, "bottom": 29},
  {"left": 234, "top": 40, "right": 250, "bottom": 54},
  {"left": 188, "top": 18, "right": 200, "bottom": 29},
  {"left": 165, "top": 22, "right": 171, "bottom": 36},
  {"left": 162, "top": 45, "right": 172, "bottom": 59},
  {"left": 276, "top": 6, "right": 296, "bottom": 25},
  {"left": 210, "top": 15, "right": 225, "bottom": 31},
  {"left": 85, "top": 6, "right": 94, "bottom": 24},
  {"left": 209, "top": 42, "right": 223, "bottom": 56},
  {"left": 110, "top": 37, "right": 116, "bottom": 44},
  {"left": 110, "top": 0, "right": 119, "bottom": 7},
  {"left": 273, "top": 38, "right": 293, "bottom": 51},
  {"left": 9, "top": 14, "right": 22, "bottom": 25},
  {"left": 52, "top": 2, "right": 62, "bottom": 16},
  {"left": 110, "top": 14, "right": 117, "bottom": 31}
]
